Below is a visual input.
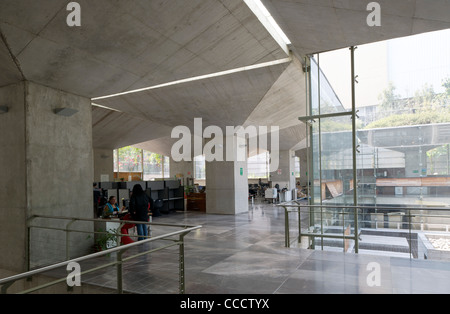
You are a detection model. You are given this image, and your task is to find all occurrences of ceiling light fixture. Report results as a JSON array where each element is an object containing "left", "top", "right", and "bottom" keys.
[
  {"left": 0, "top": 105, "right": 9, "bottom": 114},
  {"left": 54, "top": 107, "right": 79, "bottom": 117}
]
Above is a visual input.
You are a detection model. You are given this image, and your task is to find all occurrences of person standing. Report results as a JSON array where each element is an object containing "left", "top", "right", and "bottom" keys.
[
  {"left": 93, "top": 183, "right": 103, "bottom": 218},
  {"left": 129, "top": 184, "right": 150, "bottom": 241}
]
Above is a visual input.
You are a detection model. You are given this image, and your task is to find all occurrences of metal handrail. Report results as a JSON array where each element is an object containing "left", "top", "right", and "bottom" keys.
[
  {"left": 279, "top": 201, "right": 450, "bottom": 255},
  {"left": 279, "top": 202, "right": 450, "bottom": 211},
  {"left": 1, "top": 215, "right": 202, "bottom": 294}
]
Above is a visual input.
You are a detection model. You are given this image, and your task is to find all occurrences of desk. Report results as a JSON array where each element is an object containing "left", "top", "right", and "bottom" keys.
[
  {"left": 187, "top": 193, "right": 206, "bottom": 212},
  {"left": 94, "top": 213, "right": 153, "bottom": 249}
]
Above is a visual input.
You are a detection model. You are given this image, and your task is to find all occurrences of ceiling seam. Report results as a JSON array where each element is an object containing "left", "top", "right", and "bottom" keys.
[{"left": 0, "top": 24, "right": 26, "bottom": 81}]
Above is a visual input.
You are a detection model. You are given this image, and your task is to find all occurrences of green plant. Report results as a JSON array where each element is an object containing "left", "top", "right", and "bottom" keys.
[
  {"left": 87, "top": 228, "right": 118, "bottom": 252},
  {"left": 184, "top": 185, "right": 194, "bottom": 195}
]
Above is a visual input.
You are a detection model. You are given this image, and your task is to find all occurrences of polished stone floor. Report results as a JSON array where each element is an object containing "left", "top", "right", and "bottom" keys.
[{"left": 70, "top": 199, "right": 450, "bottom": 294}]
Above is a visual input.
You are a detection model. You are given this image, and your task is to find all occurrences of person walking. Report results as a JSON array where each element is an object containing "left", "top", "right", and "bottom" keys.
[{"left": 129, "top": 184, "right": 150, "bottom": 241}]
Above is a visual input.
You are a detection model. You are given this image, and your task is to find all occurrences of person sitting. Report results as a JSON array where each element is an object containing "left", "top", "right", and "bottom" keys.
[{"left": 103, "top": 196, "right": 123, "bottom": 218}]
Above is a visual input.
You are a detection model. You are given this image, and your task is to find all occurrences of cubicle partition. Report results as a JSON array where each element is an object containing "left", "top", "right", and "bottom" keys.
[{"left": 98, "top": 180, "right": 185, "bottom": 215}]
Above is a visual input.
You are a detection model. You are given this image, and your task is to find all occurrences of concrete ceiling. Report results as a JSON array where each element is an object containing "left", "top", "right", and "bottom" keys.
[
  {"left": 2, "top": 0, "right": 449, "bottom": 157},
  {"left": 94, "top": 61, "right": 289, "bottom": 127},
  {"left": 0, "top": 0, "right": 287, "bottom": 97},
  {"left": 263, "top": 0, "right": 450, "bottom": 57},
  {"left": 92, "top": 106, "right": 174, "bottom": 150}
]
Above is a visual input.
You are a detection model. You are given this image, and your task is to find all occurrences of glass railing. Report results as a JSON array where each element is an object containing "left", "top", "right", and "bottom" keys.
[{"left": 280, "top": 201, "right": 450, "bottom": 260}]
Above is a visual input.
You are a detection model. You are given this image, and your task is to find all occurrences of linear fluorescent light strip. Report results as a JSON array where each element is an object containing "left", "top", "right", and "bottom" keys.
[
  {"left": 92, "top": 57, "right": 291, "bottom": 101},
  {"left": 243, "top": 0, "right": 292, "bottom": 52},
  {"left": 91, "top": 102, "right": 123, "bottom": 112}
]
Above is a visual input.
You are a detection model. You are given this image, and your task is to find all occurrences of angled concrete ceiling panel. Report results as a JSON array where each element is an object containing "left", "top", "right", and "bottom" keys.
[
  {"left": 263, "top": 0, "right": 450, "bottom": 56},
  {"left": 95, "top": 61, "right": 290, "bottom": 131},
  {"left": 0, "top": 0, "right": 288, "bottom": 98},
  {"left": 133, "top": 137, "right": 180, "bottom": 158},
  {"left": 244, "top": 59, "right": 307, "bottom": 131},
  {"left": 92, "top": 106, "right": 173, "bottom": 150}
]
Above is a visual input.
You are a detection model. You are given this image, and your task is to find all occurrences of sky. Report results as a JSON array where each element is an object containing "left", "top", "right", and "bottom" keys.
[{"left": 318, "top": 28, "right": 450, "bottom": 109}]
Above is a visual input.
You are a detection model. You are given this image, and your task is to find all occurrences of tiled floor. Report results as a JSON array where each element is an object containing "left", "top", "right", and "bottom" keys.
[{"left": 71, "top": 199, "right": 450, "bottom": 294}]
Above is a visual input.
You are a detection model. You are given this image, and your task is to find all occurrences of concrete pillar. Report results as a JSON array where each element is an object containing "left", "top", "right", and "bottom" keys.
[
  {"left": 205, "top": 135, "right": 248, "bottom": 215},
  {"left": 170, "top": 158, "right": 194, "bottom": 186},
  {"left": 93, "top": 148, "right": 114, "bottom": 182},
  {"left": 0, "top": 81, "right": 93, "bottom": 273},
  {"left": 270, "top": 150, "right": 296, "bottom": 190}
]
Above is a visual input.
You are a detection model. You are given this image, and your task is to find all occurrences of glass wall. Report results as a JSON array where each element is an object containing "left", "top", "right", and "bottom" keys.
[
  {"left": 248, "top": 152, "right": 269, "bottom": 178},
  {"left": 307, "top": 55, "right": 357, "bottom": 252},
  {"left": 305, "top": 29, "right": 450, "bottom": 259},
  {"left": 113, "top": 146, "right": 170, "bottom": 180},
  {"left": 194, "top": 155, "right": 206, "bottom": 180},
  {"left": 294, "top": 157, "right": 300, "bottom": 178}
]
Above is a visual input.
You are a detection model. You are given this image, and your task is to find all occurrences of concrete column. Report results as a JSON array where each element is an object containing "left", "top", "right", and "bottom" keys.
[
  {"left": 93, "top": 148, "right": 114, "bottom": 182},
  {"left": 270, "top": 150, "right": 296, "bottom": 190},
  {"left": 0, "top": 82, "right": 93, "bottom": 273},
  {"left": 205, "top": 135, "right": 248, "bottom": 215}
]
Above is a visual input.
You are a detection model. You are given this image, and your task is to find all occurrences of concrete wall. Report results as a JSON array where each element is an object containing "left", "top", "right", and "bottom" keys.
[
  {"left": 170, "top": 158, "right": 194, "bottom": 186},
  {"left": 205, "top": 136, "right": 248, "bottom": 215},
  {"left": 0, "top": 82, "right": 27, "bottom": 273},
  {"left": 270, "top": 150, "right": 296, "bottom": 190},
  {"left": 0, "top": 82, "right": 94, "bottom": 272},
  {"left": 93, "top": 148, "right": 114, "bottom": 182}
]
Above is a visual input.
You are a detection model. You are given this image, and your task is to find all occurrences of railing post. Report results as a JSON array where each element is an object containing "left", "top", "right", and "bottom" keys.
[
  {"left": 179, "top": 233, "right": 186, "bottom": 294},
  {"left": 66, "top": 219, "right": 76, "bottom": 260},
  {"left": 284, "top": 206, "right": 290, "bottom": 248},
  {"left": 298, "top": 206, "right": 302, "bottom": 244},
  {"left": 350, "top": 46, "right": 359, "bottom": 254},
  {"left": 408, "top": 211, "right": 412, "bottom": 259},
  {"left": 25, "top": 216, "right": 37, "bottom": 273},
  {"left": 117, "top": 251, "right": 123, "bottom": 294},
  {"left": 1, "top": 281, "right": 14, "bottom": 294}
]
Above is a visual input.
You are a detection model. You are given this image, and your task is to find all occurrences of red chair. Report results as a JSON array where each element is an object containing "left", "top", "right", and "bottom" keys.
[{"left": 120, "top": 213, "right": 135, "bottom": 245}]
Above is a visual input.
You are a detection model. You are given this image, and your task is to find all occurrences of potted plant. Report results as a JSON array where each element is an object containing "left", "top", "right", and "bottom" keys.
[{"left": 88, "top": 228, "right": 118, "bottom": 252}]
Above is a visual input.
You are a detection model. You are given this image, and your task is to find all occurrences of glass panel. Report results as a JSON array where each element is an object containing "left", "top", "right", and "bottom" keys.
[
  {"left": 319, "top": 116, "right": 355, "bottom": 252},
  {"left": 143, "top": 151, "right": 163, "bottom": 180},
  {"left": 164, "top": 156, "right": 170, "bottom": 178},
  {"left": 308, "top": 52, "right": 356, "bottom": 252},
  {"left": 307, "top": 29, "right": 450, "bottom": 259},
  {"left": 113, "top": 149, "right": 118, "bottom": 172},
  {"left": 294, "top": 157, "right": 300, "bottom": 178},
  {"left": 311, "top": 55, "right": 347, "bottom": 115},
  {"left": 248, "top": 152, "right": 269, "bottom": 178},
  {"left": 118, "top": 146, "right": 142, "bottom": 173},
  {"left": 194, "top": 155, "right": 206, "bottom": 180},
  {"left": 353, "top": 29, "right": 450, "bottom": 259}
]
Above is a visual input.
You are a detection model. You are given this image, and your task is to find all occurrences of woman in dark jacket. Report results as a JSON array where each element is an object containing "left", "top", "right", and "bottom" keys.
[{"left": 129, "top": 184, "right": 150, "bottom": 241}]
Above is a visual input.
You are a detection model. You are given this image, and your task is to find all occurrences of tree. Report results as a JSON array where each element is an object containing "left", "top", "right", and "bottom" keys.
[
  {"left": 443, "top": 77, "right": 450, "bottom": 96},
  {"left": 118, "top": 146, "right": 142, "bottom": 172},
  {"left": 378, "top": 82, "right": 401, "bottom": 117},
  {"left": 414, "top": 83, "right": 437, "bottom": 112}
]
